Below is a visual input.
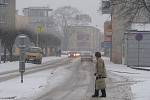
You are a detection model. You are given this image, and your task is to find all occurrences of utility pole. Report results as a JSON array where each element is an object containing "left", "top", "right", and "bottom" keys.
[{"left": 63, "top": 15, "right": 68, "bottom": 51}]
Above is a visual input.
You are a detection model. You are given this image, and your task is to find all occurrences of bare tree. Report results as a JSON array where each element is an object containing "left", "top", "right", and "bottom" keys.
[
  {"left": 51, "top": 6, "right": 92, "bottom": 50},
  {"left": 52, "top": 6, "right": 80, "bottom": 33},
  {"left": 111, "top": 0, "right": 150, "bottom": 23},
  {"left": 0, "top": 30, "right": 17, "bottom": 62},
  {"left": 0, "top": 29, "right": 34, "bottom": 62},
  {"left": 52, "top": 6, "right": 92, "bottom": 33}
]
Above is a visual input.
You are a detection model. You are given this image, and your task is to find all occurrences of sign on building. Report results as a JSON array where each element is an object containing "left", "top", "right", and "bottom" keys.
[
  {"left": 104, "top": 21, "right": 112, "bottom": 42},
  {"left": 101, "top": 41, "right": 112, "bottom": 48}
]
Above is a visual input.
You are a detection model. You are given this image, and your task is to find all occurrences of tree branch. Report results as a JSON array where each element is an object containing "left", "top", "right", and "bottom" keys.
[{"left": 141, "top": 0, "right": 150, "bottom": 13}]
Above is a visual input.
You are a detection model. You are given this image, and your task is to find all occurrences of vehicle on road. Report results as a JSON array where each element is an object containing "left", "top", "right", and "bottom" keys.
[
  {"left": 80, "top": 51, "right": 93, "bottom": 62},
  {"left": 68, "top": 51, "right": 80, "bottom": 58},
  {"left": 25, "top": 47, "right": 43, "bottom": 64}
]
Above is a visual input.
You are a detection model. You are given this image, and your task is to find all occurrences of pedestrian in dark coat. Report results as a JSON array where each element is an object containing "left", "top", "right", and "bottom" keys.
[{"left": 92, "top": 52, "right": 107, "bottom": 97}]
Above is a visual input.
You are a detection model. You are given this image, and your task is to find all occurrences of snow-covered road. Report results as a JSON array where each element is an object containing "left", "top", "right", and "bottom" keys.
[
  {"left": 34, "top": 60, "right": 133, "bottom": 100},
  {"left": 35, "top": 61, "right": 94, "bottom": 100},
  {"left": 0, "top": 56, "right": 149, "bottom": 100}
]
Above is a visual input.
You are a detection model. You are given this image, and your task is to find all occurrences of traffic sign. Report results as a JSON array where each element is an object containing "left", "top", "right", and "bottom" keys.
[
  {"left": 135, "top": 33, "right": 143, "bottom": 41},
  {"left": 36, "top": 25, "right": 44, "bottom": 33},
  {"left": 19, "top": 61, "right": 25, "bottom": 72}
]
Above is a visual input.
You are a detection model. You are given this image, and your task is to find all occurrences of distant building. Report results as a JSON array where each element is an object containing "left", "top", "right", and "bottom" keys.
[
  {"left": 23, "top": 7, "right": 53, "bottom": 33},
  {"left": 23, "top": 7, "right": 52, "bottom": 17},
  {"left": 0, "top": 0, "right": 16, "bottom": 31},
  {"left": 66, "top": 25, "right": 101, "bottom": 52},
  {"left": 16, "top": 15, "right": 31, "bottom": 30},
  {"left": 22, "top": 7, "right": 61, "bottom": 56}
]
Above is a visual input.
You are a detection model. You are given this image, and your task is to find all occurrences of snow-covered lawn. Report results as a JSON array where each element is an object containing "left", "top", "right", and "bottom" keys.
[{"left": 104, "top": 57, "right": 150, "bottom": 100}]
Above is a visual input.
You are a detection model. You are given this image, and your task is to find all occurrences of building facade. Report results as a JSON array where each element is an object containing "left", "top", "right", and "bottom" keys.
[
  {"left": 0, "top": 0, "right": 16, "bottom": 61},
  {"left": 0, "top": 0, "right": 16, "bottom": 31},
  {"left": 23, "top": 7, "right": 52, "bottom": 17},
  {"left": 23, "top": 7, "right": 53, "bottom": 34},
  {"left": 111, "top": 0, "right": 150, "bottom": 64},
  {"left": 15, "top": 15, "right": 31, "bottom": 30},
  {"left": 22, "top": 7, "right": 61, "bottom": 56}
]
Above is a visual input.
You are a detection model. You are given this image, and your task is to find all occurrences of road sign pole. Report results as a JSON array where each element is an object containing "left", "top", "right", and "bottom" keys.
[
  {"left": 21, "top": 72, "right": 24, "bottom": 83},
  {"left": 36, "top": 24, "right": 44, "bottom": 47},
  {"left": 138, "top": 41, "right": 139, "bottom": 67},
  {"left": 135, "top": 33, "right": 143, "bottom": 67},
  {"left": 19, "top": 54, "right": 25, "bottom": 83},
  {"left": 18, "top": 34, "right": 28, "bottom": 83}
]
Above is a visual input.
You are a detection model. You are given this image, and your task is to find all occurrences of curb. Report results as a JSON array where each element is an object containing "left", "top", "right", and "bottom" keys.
[{"left": 128, "top": 66, "right": 150, "bottom": 71}]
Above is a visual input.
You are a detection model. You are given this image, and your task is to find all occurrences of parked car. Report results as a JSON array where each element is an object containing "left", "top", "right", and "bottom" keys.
[
  {"left": 25, "top": 47, "right": 43, "bottom": 64},
  {"left": 80, "top": 51, "right": 93, "bottom": 62}
]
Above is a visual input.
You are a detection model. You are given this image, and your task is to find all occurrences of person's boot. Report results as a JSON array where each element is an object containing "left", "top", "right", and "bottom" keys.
[
  {"left": 100, "top": 89, "right": 106, "bottom": 97},
  {"left": 92, "top": 89, "right": 99, "bottom": 97}
]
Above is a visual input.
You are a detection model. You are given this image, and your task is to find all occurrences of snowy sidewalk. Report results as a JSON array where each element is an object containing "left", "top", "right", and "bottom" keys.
[
  {"left": 0, "top": 56, "right": 67, "bottom": 74},
  {"left": 104, "top": 57, "right": 150, "bottom": 100}
]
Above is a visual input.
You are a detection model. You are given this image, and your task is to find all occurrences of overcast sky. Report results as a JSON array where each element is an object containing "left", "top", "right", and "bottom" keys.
[{"left": 16, "top": 0, "right": 110, "bottom": 32}]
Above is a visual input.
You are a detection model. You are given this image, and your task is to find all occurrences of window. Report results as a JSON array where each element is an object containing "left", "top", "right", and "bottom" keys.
[
  {"left": 0, "top": 0, "right": 8, "bottom": 8},
  {"left": 0, "top": 0, "right": 8, "bottom": 3},
  {"left": 0, "top": 4, "right": 6, "bottom": 8},
  {"left": 0, "top": 16, "right": 7, "bottom": 24}
]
